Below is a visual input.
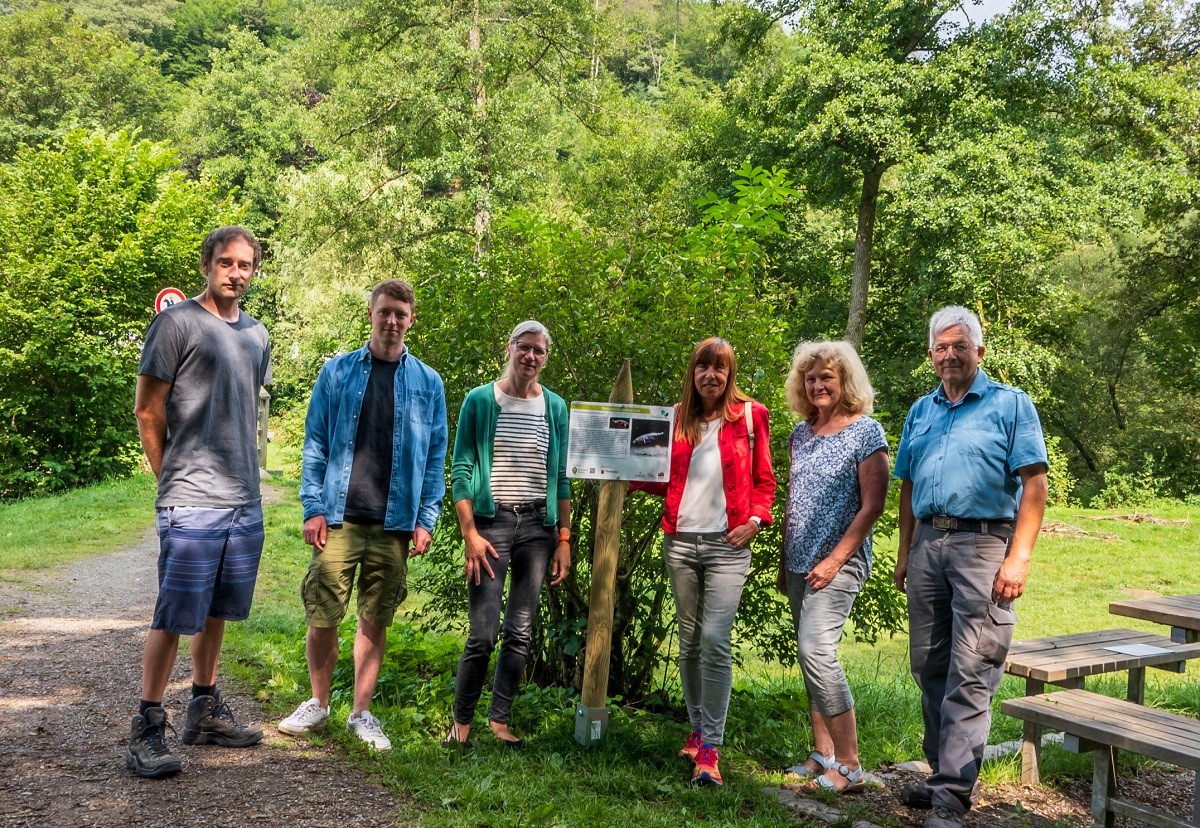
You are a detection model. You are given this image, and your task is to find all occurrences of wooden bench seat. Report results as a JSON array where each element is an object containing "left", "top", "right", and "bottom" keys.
[
  {"left": 1001, "top": 688, "right": 1200, "bottom": 828},
  {"left": 1004, "top": 628, "right": 1200, "bottom": 784}
]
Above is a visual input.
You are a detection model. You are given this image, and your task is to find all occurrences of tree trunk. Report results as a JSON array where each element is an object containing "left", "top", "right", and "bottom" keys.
[
  {"left": 845, "top": 161, "right": 888, "bottom": 350},
  {"left": 1045, "top": 415, "right": 1100, "bottom": 475},
  {"left": 470, "top": 0, "right": 490, "bottom": 257},
  {"left": 590, "top": 0, "right": 601, "bottom": 82}
]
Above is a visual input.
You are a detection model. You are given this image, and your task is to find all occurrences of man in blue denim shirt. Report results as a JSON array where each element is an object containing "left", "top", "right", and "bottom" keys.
[
  {"left": 893, "top": 306, "right": 1048, "bottom": 828},
  {"left": 280, "top": 279, "right": 447, "bottom": 751}
]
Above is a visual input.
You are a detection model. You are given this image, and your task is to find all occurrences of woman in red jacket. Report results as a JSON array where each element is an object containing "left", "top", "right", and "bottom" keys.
[{"left": 635, "top": 337, "right": 776, "bottom": 785}]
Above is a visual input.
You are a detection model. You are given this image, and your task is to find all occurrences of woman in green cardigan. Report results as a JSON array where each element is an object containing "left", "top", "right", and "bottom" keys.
[{"left": 444, "top": 320, "right": 572, "bottom": 748}]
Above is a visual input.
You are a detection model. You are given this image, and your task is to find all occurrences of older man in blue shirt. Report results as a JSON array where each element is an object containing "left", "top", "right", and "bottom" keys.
[
  {"left": 280, "top": 279, "right": 447, "bottom": 751},
  {"left": 893, "top": 306, "right": 1048, "bottom": 828}
]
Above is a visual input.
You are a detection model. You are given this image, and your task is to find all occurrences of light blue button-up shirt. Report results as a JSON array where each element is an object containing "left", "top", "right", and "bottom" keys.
[
  {"left": 893, "top": 369, "right": 1047, "bottom": 520},
  {"left": 300, "top": 344, "right": 447, "bottom": 532}
]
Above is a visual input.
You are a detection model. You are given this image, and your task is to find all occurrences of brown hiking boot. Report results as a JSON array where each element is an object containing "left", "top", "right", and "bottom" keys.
[
  {"left": 181, "top": 689, "right": 262, "bottom": 747},
  {"left": 126, "top": 707, "right": 182, "bottom": 778}
]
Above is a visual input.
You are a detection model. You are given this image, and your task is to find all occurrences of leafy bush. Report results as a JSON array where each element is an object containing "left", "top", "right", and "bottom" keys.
[
  {"left": 1045, "top": 435, "right": 1077, "bottom": 508},
  {"left": 1090, "top": 455, "right": 1170, "bottom": 509},
  {"left": 0, "top": 5, "right": 176, "bottom": 160},
  {"left": 0, "top": 129, "right": 230, "bottom": 497}
]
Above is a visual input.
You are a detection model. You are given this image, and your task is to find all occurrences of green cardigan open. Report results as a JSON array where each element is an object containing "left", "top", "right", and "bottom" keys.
[{"left": 450, "top": 382, "right": 571, "bottom": 526}]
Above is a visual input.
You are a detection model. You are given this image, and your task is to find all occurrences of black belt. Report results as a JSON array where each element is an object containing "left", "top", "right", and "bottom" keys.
[
  {"left": 923, "top": 515, "right": 1013, "bottom": 538},
  {"left": 496, "top": 501, "right": 540, "bottom": 514}
]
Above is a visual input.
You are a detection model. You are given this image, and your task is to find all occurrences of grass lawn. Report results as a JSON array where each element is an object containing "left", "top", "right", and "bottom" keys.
[
  {"left": 0, "top": 473, "right": 157, "bottom": 577},
  {"left": 3, "top": 472, "right": 1198, "bottom": 826},
  {"left": 227, "top": 498, "right": 1200, "bottom": 826}
]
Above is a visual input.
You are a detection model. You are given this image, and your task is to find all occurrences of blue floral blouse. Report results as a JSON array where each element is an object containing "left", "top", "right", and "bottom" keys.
[{"left": 783, "top": 416, "right": 887, "bottom": 576}]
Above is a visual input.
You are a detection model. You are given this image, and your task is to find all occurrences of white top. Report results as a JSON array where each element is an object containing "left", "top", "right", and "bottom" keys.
[
  {"left": 491, "top": 385, "right": 549, "bottom": 504},
  {"left": 675, "top": 419, "right": 727, "bottom": 533}
]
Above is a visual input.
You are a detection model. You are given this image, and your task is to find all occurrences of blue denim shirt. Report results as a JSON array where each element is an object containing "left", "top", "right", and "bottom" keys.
[
  {"left": 893, "top": 369, "right": 1047, "bottom": 520},
  {"left": 300, "top": 344, "right": 447, "bottom": 532}
]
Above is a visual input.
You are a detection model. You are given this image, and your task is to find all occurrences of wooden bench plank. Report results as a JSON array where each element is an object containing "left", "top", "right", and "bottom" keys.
[
  {"left": 1001, "top": 689, "right": 1200, "bottom": 768},
  {"left": 1009, "top": 628, "right": 1149, "bottom": 650},
  {"left": 1002, "top": 693, "right": 1200, "bottom": 765},
  {"left": 1110, "top": 797, "right": 1195, "bottom": 828},
  {"left": 1110, "top": 595, "right": 1200, "bottom": 632},
  {"left": 1031, "top": 689, "right": 1196, "bottom": 736},
  {"left": 1005, "top": 629, "right": 1200, "bottom": 683}
]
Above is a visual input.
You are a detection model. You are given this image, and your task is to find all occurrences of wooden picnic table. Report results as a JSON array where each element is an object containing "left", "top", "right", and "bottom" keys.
[
  {"left": 1109, "top": 594, "right": 1200, "bottom": 644},
  {"left": 1004, "top": 627, "right": 1200, "bottom": 784}
]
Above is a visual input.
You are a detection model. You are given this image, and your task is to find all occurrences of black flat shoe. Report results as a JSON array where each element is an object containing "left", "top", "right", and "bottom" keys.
[{"left": 497, "top": 736, "right": 525, "bottom": 749}]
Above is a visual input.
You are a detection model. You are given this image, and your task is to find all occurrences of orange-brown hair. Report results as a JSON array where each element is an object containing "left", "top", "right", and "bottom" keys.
[{"left": 676, "top": 337, "right": 751, "bottom": 446}]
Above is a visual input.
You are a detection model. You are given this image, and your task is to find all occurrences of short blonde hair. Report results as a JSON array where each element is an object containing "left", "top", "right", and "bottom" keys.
[
  {"left": 785, "top": 340, "right": 875, "bottom": 423},
  {"left": 499, "top": 320, "right": 551, "bottom": 383}
]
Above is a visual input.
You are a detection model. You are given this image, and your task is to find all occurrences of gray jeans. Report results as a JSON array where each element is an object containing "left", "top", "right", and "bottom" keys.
[
  {"left": 786, "top": 552, "right": 868, "bottom": 717},
  {"left": 907, "top": 523, "right": 1017, "bottom": 814},
  {"left": 663, "top": 532, "right": 750, "bottom": 746}
]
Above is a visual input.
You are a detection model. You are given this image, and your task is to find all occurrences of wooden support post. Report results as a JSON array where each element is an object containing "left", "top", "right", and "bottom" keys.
[
  {"left": 257, "top": 387, "right": 271, "bottom": 470},
  {"left": 1021, "top": 678, "right": 1045, "bottom": 785},
  {"left": 1126, "top": 667, "right": 1145, "bottom": 704},
  {"left": 1091, "top": 747, "right": 1117, "bottom": 828},
  {"left": 574, "top": 360, "right": 633, "bottom": 746}
]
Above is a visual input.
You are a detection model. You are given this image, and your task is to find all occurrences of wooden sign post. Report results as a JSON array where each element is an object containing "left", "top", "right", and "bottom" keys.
[{"left": 574, "top": 359, "right": 633, "bottom": 746}]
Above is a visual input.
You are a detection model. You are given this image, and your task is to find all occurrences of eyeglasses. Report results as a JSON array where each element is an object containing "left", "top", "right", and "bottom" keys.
[
  {"left": 933, "top": 342, "right": 974, "bottom": 355},
  {"left": 513, "top": 342, "right": 548, "bottom": 357}
]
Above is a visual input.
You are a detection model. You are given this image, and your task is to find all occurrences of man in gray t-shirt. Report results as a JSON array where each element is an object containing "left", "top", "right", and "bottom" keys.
[{"left": 126, "top": 226, "right": 272, "bottom": 779}]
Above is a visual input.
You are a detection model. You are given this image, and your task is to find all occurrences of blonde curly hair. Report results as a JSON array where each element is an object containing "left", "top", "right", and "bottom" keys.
[{"left": 784, "top": 340, "right": 875, "bottom": 423}]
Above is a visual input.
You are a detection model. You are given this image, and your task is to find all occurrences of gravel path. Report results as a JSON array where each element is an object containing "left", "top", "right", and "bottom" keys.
[{"left": 0, "top": 527, "right": 403, "bottom": 828}]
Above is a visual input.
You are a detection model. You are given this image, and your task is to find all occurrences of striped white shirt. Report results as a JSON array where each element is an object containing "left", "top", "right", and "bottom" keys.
[{"left": 491, "top": 385, "right": 549, "bottom": 504}]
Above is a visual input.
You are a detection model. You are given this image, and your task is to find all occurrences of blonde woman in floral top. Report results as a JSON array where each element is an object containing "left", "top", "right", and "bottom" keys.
[{"left": 778, "top": 341, "right": 888, "bottom": 795}]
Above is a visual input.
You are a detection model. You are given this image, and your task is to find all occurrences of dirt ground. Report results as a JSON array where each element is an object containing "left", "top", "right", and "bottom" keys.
[
  {"left": 1, "top": 522, "right": 1195, "bottom": 828},
  {"left": 825, "top": 760, "right": 1198, "bottom": 827},
  {"left": 0, "top": 528, "right": 401, "bottom": 828}
]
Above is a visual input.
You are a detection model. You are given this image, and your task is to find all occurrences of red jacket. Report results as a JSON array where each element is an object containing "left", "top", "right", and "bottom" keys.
[{"left": 633, "top": 400, "right": 776, "bottom": 535}]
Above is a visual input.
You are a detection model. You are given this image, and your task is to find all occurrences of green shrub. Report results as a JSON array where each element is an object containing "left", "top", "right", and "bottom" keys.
[
  {"left": 1090, "top": 455, "right": 1169, "bottom": 508},
  {"left": 0, "top": 129, "right": 231, "bottom": 497}
]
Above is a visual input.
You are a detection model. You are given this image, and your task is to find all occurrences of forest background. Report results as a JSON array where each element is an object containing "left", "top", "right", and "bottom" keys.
[{"left": 0, "top": 0, "right": 1198, "bottom": 698}]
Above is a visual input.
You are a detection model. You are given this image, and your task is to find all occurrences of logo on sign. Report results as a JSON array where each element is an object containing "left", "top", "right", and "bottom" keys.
[{"left": 155, "top": 287, "right": 187, "bottom": 314}]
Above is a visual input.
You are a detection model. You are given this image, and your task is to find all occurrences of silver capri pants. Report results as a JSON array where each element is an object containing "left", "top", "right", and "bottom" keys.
[{"left": 785, "top": 551, "right": 868, "bottom": 717}]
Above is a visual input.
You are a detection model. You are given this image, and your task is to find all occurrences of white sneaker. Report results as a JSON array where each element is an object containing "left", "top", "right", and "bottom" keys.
[
  {"left": 347, "top": 711, "right": 391, "bottom": 751},
  {"left": 278, "top": 698, "right": 329, "bottom": 735}
]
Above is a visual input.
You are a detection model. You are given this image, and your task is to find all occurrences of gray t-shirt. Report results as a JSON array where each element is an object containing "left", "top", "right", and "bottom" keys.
[{"left": 138, "top": 299, "right": 272, "bottom": 508}]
